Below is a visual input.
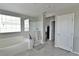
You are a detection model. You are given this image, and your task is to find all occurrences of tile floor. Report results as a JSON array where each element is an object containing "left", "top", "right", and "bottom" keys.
[{"left": 15, "top": 40, "right": 79, "bottom": 56}]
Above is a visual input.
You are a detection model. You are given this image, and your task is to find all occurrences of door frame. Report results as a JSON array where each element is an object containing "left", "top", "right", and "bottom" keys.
[{"left": 49, "top": 20, "right": 55, "bottom": 41}]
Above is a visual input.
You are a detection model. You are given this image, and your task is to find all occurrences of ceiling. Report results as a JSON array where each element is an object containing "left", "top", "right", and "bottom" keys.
[{"left": 0, "top": 3, "right": 79, "bottom": 17}]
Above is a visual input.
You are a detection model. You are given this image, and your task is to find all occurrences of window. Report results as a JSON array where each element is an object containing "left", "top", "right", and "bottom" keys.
[
  {"left": 24, "top": 19, "right": 29, "bottom": 31},
  {"left": 0, "top": 14, "right": 21, "bottom": 33}
]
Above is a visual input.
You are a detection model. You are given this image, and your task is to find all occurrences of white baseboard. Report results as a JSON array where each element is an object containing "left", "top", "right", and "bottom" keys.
[{"left": 55, "top": 44, "right": 79, "bottom": 55}]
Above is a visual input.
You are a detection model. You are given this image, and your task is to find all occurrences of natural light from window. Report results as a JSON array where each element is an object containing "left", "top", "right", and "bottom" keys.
[
  {"left": 24, "top": 19, "right": 29, "bottom": 31},
  {"left": 0, "top": 14, "right": 21, "bottom": 33}
]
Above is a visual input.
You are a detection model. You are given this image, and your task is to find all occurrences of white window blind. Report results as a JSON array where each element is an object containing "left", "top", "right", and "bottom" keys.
[
  {"left": 0, "top": 14, "right": 21, "bottom": 33},
  {"left": 24, "top": 19, "right": 29, "bottom": 31}
]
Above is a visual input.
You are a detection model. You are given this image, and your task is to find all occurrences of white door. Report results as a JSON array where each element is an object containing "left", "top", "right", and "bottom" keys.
[{"left": 55, "top": 13, "right": 74, "bottom": 52}]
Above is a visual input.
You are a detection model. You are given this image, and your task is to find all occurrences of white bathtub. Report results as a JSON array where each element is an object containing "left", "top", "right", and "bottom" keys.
[{"left": 0, "top": 36, "right": 32, "bottom": 56}]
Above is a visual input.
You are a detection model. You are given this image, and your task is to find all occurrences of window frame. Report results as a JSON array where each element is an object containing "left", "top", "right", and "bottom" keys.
[
  {"left": 24, "top": 19, "right": 29, "bottom": 31},
  {"left": 0, "top": 14, "right": 21, "bottom": 33}
]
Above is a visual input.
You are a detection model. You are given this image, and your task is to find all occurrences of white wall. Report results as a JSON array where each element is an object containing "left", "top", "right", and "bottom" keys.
[
  {"left": 37, "top": 14, "right": 44, "bottom": 43},
  {"left": 29, "top": 16, "right": 43, "bottom": 45},
  {"left": 29, "top": 17, "right": 41, "bottom": 31},
  {"left": 73, "top": 11, "right": 79, "bottom": 53}
]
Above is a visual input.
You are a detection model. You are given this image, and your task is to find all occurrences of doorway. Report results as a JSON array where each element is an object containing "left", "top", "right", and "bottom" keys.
[
  {"left": 50, "top": 20, "right": 55, "bottom": 45},
  {"left": 45, "top": 25, "right": 50, "bottom": 41}
]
